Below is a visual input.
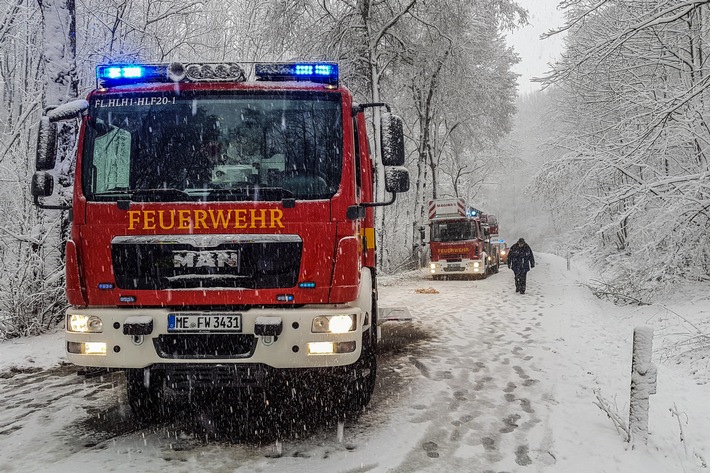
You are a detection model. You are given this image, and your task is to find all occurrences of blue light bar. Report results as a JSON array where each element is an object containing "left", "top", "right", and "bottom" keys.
[
  {"left": 255, "top": 62, "right": 339, "bottom": 85},
  {"left": 123, "top": 66, "right": 143, "bottom": 78},
  {"left": 298, "top": 282, "right": 316, "bottom": 289},
  {"left": 276, "top": 294, "right": 295, "bottom": 302},
  {"left": 314, "top": 64, "right": 333, "bottom": 75},
  {"left": 98, "top": 65, "right": 145, "bottom": 81},
  {"left": 96, "top": 64, "right": 168, "bottom": 88},
  {"left": 97, "top": 283, "right": 114, "bottom": 290},
  {"left": 119, "top": 296, "right": 136, "bottom": 303},
  {"left": 106, "top": 67, "right": 121, "bottom": 79},
  {"left": 96, "top": 62, "right": 248, "bottom": 88}
]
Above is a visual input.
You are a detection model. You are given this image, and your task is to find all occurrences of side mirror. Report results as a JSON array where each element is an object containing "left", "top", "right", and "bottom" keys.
[
  {"left": 31, "top": 171, "right": 54, "bottom": 197},
  {"left": 35, "top": 117, "right": 57, "bottom": 171},
  {"left": 381, "top": 112, "right": 405, "bottom": 166},
  {"left": 384, "top": 166, "right": 410, "bottom": 193}
]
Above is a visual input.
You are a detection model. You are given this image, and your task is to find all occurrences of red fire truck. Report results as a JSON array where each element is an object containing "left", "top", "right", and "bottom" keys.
[
  {"left": 31, "top": 62, "right": 409, "bottom": 418},
  {"left": 427, "top": 199, "right": 500, "bottom": 279},
  {"left": 479, "top": 211, "right": 501, "bottom": 269}
]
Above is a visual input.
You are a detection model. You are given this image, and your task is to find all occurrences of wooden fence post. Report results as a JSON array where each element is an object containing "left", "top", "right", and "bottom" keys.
[{"left": 629, "top": 326, "right": 657, "bottom": 447}]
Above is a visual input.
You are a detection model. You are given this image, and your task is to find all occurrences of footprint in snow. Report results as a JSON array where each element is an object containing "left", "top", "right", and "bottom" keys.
[
  {"left": 422, "top": 441, "right": 439, "bottom": 458},
  {"left": 500, "top": 413, "right": 521, "bottom": 434},
  {"left": 515, "top": 444, "right": 533, "bottom": 466}
]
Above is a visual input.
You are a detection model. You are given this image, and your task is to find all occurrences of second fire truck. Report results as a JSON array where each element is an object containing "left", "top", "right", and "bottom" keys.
[{"left": 427, "top": 199, "right": 500, "bottom": 279}]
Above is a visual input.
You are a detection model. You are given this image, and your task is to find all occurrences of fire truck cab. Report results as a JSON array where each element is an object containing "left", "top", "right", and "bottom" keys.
[{"left": 31, "top": 61, "right": 409, "bottom": 419}]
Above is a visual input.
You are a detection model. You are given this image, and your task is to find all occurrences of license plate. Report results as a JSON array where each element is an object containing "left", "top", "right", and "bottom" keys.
[
  {"left": 167, "top": 314, "right": 242, "bottom": 332},
  {"left": 444, "top": 264, "right": 463, "bottom": 272}
]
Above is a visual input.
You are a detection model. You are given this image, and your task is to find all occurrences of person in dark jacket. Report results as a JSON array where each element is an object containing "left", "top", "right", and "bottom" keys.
[{"left": 507, "top": 238, "right": 535, "bottom": 294}]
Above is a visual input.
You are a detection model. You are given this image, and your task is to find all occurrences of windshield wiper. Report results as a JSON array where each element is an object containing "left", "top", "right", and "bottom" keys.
[
  {"left": 206, "top": 186, "right": 295, "bottom": 202},
  {"left": 91, "top": 188, "right": 193, "bottom": 202}
]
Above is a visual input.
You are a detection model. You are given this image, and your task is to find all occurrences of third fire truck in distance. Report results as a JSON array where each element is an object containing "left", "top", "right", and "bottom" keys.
[{"left": 427, "top": 199, "right": 500, "bottom": 280}]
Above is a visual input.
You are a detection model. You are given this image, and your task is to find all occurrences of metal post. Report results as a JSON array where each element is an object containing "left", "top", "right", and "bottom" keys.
[
  {"left": 566, "top": 251, "right": 570, "bottom": 271},
  {"left": 629, "top": 326, "right": 657, "bottom": 447}
]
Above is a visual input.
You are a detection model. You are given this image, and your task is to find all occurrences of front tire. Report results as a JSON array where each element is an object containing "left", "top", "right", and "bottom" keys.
[
  {"left": 126, "top": 368, "right": 168, "bottom": 423},
  {"left": 336, "top": 275, "right": 378, "bottom": 416},
  {"left": 336, "top": 331, "right": 377, "bottom": 416}
]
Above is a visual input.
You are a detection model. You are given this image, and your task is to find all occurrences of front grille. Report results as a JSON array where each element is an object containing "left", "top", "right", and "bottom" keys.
[
  {"left": 445, "top": 257, "right": 463, "bottom": 262},
  {"left": 112, "top": 234, "right": 302, "bottom": 290},
  {"left": 153, "top": 334, "right": 257, "bottom": 359},
  {"left": 162, "top": 364, "right": 268, "bottom": 389},
  {"left": 443, "top": 266, "right": 465, "bottom": 272}
]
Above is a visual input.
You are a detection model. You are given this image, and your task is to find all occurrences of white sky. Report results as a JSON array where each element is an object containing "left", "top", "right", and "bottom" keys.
[{"left": 506, "top": 0, "right": 566, "bottom": 95}]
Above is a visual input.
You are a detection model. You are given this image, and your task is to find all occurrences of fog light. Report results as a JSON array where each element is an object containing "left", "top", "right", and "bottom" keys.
[
  {"left": 335, "top": 341, "right": 356, "bottom": 353},
  {"left": 84, "top": 342, "right": 107, "bottom": 355},
  {"left": 307, "top": 341, "right": 357, "bottom": 354},
  {"left": 308, "top": 342, "right": 335, "bottom": 354},
  {"left": 67, "top": 341, "right": 107, "bottom": 355}
]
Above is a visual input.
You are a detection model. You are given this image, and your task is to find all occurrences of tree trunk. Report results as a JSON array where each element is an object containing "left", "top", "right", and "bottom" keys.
[{"left": 38, "top": 0, "right": 79, "bottom": 294}]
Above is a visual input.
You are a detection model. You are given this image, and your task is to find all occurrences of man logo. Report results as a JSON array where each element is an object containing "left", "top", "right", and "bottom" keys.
[{"left": 173, "top": 250, "right": 241, "bottom": 269}]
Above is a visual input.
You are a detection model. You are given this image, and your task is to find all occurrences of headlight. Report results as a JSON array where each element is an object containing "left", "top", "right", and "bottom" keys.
[
  {"left": 312, "top": 314, "right": 356, "bottom": 333},
  {"left": 430, "top": 263, "right": 436, "bottom": 269},
  {"left": 473, "top": 262, "right": 480, "bottom": 268},
  {"left": 67, "top": 314, "right": 103, "bottom": 333}
]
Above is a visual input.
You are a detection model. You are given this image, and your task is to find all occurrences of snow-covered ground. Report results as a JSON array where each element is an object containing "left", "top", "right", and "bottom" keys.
[{"left": 1, "top": 253, "right": 709, "bottom": 472}]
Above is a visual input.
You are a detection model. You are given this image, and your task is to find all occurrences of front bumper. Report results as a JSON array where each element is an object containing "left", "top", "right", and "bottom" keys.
[
  {"left": 429, "top": 259, "right": 486, "bottom": 276},
  {"left": 65, "top": 306, "right": 366, "bottom": 369}
]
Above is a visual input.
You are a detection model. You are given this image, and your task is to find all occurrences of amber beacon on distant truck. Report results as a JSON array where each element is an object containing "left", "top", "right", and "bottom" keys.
[{"left": 31, "top": 62, "right": 409, "bottom": 417}]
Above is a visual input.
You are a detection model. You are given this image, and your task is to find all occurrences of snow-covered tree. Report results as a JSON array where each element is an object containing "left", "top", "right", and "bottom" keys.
[{"left": 535, "top": 0, "right": 710, "bottom": 297}]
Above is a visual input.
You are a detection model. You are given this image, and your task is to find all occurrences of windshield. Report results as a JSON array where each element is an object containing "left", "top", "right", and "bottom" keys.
[
  {"left": 82, "top": 91, "right": 343, "bottom": 202},
  {"left": 431, "top": 220, "right": 475, "bottom": 242}
]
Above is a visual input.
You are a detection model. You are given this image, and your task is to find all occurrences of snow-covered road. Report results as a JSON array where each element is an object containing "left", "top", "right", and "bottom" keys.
[{"left": 1, "top": 253, "right": 709, "bottom": 472}]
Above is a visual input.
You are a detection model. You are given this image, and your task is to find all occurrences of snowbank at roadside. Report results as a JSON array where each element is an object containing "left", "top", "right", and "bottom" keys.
[{"left": 0, "top": 328, "right": 66, "bottom": 372}]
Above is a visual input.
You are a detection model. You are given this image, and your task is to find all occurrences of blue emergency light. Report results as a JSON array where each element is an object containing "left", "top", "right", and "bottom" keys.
[
  {"left": 103, "top": 66, "right": 142, "bottom": 79},
  {"left": 97, "top": 62, "right": 337, "bottom": 87},
  {"left": 96, "top": 62, "right": 248, "bottom": 88},
  {"left": 255, "top": 62, "right": 339, "bottom": 85},
  {"left": 468, "top": 206, "right": 482, "bottom": 217},
  {"left": 97, "top": 64, "right": 169, "bottom": 87}
]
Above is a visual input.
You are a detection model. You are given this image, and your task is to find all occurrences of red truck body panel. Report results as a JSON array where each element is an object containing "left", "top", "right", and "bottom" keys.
[{"left": 66, "top": 80, "right": 371, "bottom": 309}]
